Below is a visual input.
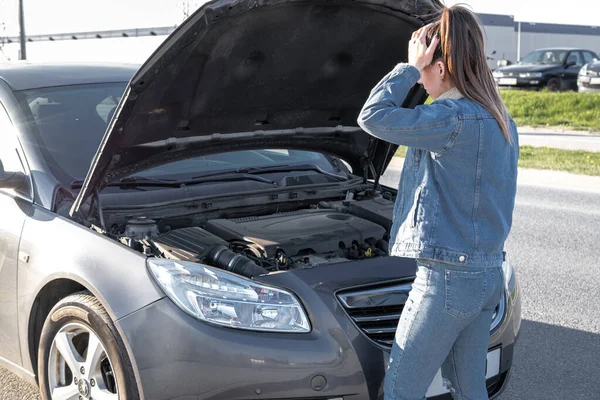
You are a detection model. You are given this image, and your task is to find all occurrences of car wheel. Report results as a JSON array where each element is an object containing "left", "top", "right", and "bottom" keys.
[
  {"left": 547, "top": 77, "right": 561, "bottom": 91},
  {"left": 38, "top": 291, "right": 139, "bottom": 400}
]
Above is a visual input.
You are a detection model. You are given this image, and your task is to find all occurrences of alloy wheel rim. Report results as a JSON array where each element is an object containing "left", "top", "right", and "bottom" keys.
[{"left": 48, "top": 322, "right": 119, "bottom": 400}]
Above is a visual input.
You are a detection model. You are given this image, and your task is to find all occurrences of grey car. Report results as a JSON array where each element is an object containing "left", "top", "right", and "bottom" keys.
[{"left": 0, "top": 0, "right": 521, "bottom": 399}]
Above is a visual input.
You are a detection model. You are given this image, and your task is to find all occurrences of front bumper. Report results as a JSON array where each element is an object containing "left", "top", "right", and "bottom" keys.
[
  {"left": 495, "top": 77, "right": 545, "bottom": 90},
  {"left": 117, "top": 258, "right": 521, "bottom": 400},
  {"left": 578, "top": 76, "right": 600, "bottom": 92}
]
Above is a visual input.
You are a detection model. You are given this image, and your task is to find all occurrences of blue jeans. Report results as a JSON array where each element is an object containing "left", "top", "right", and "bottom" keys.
[{"left": 384, "top": 259, "right": 504, "bottom": 400}]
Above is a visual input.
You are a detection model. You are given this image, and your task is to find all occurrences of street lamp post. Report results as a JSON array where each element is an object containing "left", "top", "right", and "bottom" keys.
[
  {"left": 19, "top": 0, "right": 26, "bottom": 60},
  {"left": 516, "top": 21, "right": 521, "bottom": 62}
]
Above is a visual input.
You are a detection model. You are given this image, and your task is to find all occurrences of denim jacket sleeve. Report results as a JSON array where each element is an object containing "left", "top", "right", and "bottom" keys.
[{"left": 357, "top": 63, "right": 460, "bottom": 153}]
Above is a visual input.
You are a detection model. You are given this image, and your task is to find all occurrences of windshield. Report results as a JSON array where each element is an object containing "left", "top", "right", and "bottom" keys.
[
  {"left": 520, "top": 50, "right": 567, "bottom": 65},
  {"left": 16, "top": 83, "right": 341, "bottom": 187},
  {"left": 131, "top": 149, "right": 341, "bottom": 180},
  {"left": 16, "top": 83, "right": 128, "bottom": 184}
]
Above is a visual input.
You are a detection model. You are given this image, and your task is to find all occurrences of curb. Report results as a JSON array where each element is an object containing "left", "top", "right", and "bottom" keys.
[
  {"left": 517, "top": 168, "right": 600, "bottom": 194},
  {"left": 517, "top": 125, "right": 599, "bottom": 135}
]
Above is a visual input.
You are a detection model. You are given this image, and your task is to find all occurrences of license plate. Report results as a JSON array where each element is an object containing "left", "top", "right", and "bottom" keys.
[
  {"left": 425, "top": 348, "right": 501, "bottom": 397},
  {"left": 591, "top": 77, "right": 600, "bottom": 85},
  {"left": 499, "top": 78, "right": 517, "bottom": 85}
]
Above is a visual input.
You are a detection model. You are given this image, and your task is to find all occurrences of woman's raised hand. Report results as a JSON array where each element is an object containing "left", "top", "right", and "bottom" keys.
[{"left": 408, "top": 24, "right": 440, "bottom": 72}]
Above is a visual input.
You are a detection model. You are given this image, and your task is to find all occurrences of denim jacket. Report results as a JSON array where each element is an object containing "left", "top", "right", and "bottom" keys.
[{"left": 357, "top": 64, "right": 519, "bottom": 267}]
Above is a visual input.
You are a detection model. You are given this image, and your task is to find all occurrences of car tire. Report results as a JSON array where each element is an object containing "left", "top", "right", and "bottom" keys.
[
  {"left": 38, "top": 291, "right": 139, "bottom": 400},
  {"left": 547, "top": 77, "right": 562, "bottom": 92}
]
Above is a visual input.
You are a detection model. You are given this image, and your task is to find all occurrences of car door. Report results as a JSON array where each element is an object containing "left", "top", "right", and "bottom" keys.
[
  {"left": 0, "top": 99, "right": 33, "bottom": 369},
  {"left": 564, "top": 51, "right": 584, "bottom": 89}
]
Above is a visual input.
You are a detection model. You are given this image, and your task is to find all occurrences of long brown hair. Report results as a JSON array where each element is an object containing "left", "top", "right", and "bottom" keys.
[{"left": 426, "top": 5, "right": 512, "bottom": 142}]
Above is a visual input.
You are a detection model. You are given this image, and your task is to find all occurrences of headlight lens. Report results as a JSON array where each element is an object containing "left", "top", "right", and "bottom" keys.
[
  {"left": 519, "top": 72, "right": 543, "bottom": 78},
  {"left": 492, "top": 71, "right": 504, "bottom": 78},
  {"left": 502, "top": 256, "right": 517, "bottom": 294},
  {"left": 148, "top": 259, "right": 311, "bottom": 332},
  {"left": 579, "top": 64, "right": 588, "bottom": 76}
]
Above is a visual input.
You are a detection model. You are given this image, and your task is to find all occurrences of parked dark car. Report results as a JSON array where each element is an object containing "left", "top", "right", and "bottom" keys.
[
  {"left": 0, "top": 1, "right": 521, "bottom": 399},
  {"left": 578, "top": 58, "right": 600, "bottom": 92},
  {"left": 493, "top": 47, "right": 599, "bottom": 91}
]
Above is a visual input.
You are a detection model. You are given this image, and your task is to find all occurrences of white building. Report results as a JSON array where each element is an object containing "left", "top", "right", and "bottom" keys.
[{"left": 479, "top": 13, "right": 600, "bottom": 69}]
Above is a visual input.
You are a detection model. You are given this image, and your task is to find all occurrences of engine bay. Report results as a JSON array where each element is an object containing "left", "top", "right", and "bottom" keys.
[{"left": 113, "top": 193, "right": 396, "bottom": 277}]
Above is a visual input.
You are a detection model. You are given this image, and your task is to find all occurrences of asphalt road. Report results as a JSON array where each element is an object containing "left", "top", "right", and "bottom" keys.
[
  {"left": 2, "top": 178, "right": 600, "bottom": 400},
  {"left": 380, "top": 171, "right": 600, "bottom": 400},
  {"left": 518, "top": 128, "right": 600, "bottom": 152},
  {"left": 496, "top": 185, "right": 600, "bottom": 399}
]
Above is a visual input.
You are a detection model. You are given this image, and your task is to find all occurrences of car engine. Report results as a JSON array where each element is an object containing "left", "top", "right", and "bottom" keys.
[{"left": 118, "top": 196, "right": 395, "bottom": 277}]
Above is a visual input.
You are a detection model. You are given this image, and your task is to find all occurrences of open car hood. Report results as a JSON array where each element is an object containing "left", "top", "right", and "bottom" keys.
[{"left": 72, "top": 0, "right": 439, "bottom": 214}]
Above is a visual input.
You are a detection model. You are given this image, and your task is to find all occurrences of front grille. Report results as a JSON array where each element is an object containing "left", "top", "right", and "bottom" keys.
[
  {"left": 346, "top": 305, "right": 404, "bottom": 346},
  {"left": 338, "top": 281, "right": 504, "bottom": 349},
  {"left": 337, "top": 281, "right": 413, "bottom": 348}
]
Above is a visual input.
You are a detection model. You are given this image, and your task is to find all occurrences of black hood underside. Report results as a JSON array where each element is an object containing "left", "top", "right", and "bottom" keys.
[{"left": 72, "top": 0, "right": 441, "bottom": 214}]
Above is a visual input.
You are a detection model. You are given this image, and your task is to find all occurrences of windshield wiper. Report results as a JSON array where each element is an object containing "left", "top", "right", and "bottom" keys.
[
  {"left": 191, "top": 164, "right": 349, "bottom": 182},
  {"left": 71, "top": 176, "right": 176, "bottom": 189},
  {"left": 70, "top": 164, "right": 347, "bottom": 190},
  {"left": 71, "top": 173, "right": 278, "bottom": 190}
]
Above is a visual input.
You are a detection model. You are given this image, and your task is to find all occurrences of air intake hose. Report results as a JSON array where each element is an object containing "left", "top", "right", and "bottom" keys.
[{"left": 208, "top": 244, "right": 268, "bottom": 278}]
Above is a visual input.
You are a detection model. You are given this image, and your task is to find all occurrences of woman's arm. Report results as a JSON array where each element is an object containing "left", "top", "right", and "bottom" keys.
[{"left": 357, "top": 63, "right": 460, "bottom": 153}]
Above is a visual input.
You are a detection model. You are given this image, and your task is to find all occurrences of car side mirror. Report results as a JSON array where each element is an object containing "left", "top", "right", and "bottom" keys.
[
  {"left": 0, "top": 160, "right": 27, "bottom": 190},
  {"left": 565, "top": 60, "right": 577, "bottom": 68}
]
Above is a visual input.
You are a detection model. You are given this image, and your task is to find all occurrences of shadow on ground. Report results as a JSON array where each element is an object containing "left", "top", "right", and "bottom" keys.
[{"left": 499, "top": 320, "right": 600, "bottom": 400}]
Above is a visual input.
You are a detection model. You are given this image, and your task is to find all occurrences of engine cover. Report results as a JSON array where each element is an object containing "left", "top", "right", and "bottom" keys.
[{"left": 205, "top": 210, "right": 386, "bottom": 259}]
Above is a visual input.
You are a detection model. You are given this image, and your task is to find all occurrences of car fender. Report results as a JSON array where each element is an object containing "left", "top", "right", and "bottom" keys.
[{"left": 17, "top": 204, "right": 164, "bottom": 382}]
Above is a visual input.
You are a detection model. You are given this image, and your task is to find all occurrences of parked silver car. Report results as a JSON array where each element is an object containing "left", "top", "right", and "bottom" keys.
[
  {"left": 578, "top": 58, "right": 600, "bottom": 92},
  {"left": 0, "top": 0, "right": 521, "bottom": 399}
]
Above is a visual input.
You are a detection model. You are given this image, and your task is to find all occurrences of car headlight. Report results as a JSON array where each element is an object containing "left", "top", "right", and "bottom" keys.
[
  {"left": 579, "top": 64, "right": 588, "bottom": 76},
  {"left": 148, "top": 259, "right": 311, "bottom": 332},
  {"left": 492, "top": 71, "right": 504, "bottom": 78},
  {"left": 519, "top": 72, "right": 543, "bottom": 78},
  {"left": 502, "top": 256, "right": 517, "bottom": 294}
]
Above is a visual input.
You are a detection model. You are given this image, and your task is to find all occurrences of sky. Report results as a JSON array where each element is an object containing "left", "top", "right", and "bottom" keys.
[{"left": 0, "top": 0, "right": 598, "bottom": 63}]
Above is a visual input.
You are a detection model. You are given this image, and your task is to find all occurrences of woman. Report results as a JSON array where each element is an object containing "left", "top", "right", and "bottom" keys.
[{"left": 357, "top": 5, "right": 519, "bottom": 400}]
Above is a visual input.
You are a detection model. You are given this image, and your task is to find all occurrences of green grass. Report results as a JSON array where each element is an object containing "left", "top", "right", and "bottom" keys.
[
  {"left": 396, "top": 146, "right": 408, "bottom": 158},
  {"left": 518, "top": 146, "right": 600, "bottom": 175},
  {"left": 424, "top": 90, "right": 600, "bottom": 131},
  {"left": 500, "top": 90, "right": 600, "bottom": 132},
  {"left": 395, "top": 145, "right": 600, "bottom": 176}
]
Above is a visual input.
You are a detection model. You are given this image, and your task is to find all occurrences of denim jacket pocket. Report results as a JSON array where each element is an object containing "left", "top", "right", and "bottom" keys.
[{"left": 444, "top": 269, "right": 487, "bottom": 319}]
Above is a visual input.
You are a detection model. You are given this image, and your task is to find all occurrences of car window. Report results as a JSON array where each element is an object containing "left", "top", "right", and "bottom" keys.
[
  {"left": 0, "top": 103, "right": 25, "bottom": 174},
  {"left": 566, "top": 52, "right": 583, "bottom": 67},
  {"left": 583, "top": 52, "right": 595, "bottom": 64},
  {"left": 520, "top": 50, "right": 567, "bottom": 65}
]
